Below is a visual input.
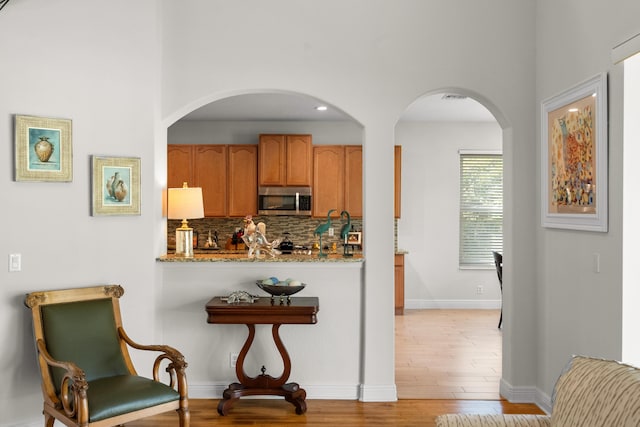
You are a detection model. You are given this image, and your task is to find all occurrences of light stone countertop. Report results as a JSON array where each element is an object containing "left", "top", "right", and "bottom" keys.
[{"left": 157, "top": 251, "right": 364, "bottom": 263}]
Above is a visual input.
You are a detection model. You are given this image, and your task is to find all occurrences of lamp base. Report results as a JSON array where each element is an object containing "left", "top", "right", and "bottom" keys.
[{"left": 175, "top": 227, "right": 194, "bottom": 258}]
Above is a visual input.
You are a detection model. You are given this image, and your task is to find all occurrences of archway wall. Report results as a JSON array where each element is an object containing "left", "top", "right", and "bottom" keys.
[{"left": 159, "top": 1, "right": 537, "bottom": 396}]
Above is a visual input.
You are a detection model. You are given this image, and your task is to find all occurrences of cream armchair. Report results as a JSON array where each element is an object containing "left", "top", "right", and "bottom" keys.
[{"left": 436, "top": 356, "right": 640, "bottom": 427}]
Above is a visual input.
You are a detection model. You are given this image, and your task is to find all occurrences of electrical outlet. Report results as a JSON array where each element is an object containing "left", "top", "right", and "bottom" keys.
[
  {"left": 476, "top": 285, "right": 484, "bottom": 295},
  {"left": 229, "top": 352, "right": 238, "bottom": 368},
  {"left": 328, "top": 227, "right": 334, "bottom": 236}
]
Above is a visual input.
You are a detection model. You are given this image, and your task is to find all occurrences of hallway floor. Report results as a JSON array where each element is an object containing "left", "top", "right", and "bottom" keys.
[{"left": 395, "top": 309, "right": 502, "bottom": 399}]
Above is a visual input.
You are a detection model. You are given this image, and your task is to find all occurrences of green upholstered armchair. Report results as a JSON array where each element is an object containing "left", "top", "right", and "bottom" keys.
[{"left": 24, "top": 285, "right": 190, "bottom": 427}]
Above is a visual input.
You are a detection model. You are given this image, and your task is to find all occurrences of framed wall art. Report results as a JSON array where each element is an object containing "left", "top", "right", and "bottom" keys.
[
  {"left": 92, "top": 156, "right": 141, "bottom": 216},
  {"left": 541, "top": 72, "right": 608, "bottom": 232},
  {"left": 15, "top": 115, "right": 72, "bottom": 182}
]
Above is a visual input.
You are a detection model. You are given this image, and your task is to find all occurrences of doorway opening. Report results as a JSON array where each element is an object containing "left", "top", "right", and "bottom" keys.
[{"left": 394, "top": 92, "right": 504, "bottom": 399}]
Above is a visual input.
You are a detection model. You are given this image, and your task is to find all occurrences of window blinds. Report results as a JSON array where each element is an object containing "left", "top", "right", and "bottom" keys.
[{"left": 459, "top": 153, "right": 503, "bottom": 267}]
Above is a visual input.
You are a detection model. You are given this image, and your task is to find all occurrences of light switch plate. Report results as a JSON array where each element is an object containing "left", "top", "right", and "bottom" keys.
[{"left": 9, "top": 253, "right": 21, "bottom": 272}]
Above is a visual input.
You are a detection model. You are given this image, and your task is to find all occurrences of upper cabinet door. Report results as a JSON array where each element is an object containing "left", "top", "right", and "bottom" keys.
[
  {"left": 395, "top": 145, "right": 401, "bottom": 219},
  {"left": 258, "top": 134, "right": 286, "bottom": 186},
  {"left": 285, "top": 134, "right": 312, "bottom": 186},
  {"left": 167, "top": 145, "right": 193, "bottom": 189},
  {"left": 313, "top": 145, "right": 344, "bottom": 218},
  {"left": 194, "top": 145, "right": 227, "bottom": 217},
  {"left": 228, "top": 145, "right": 258, "bottom": 217},
  {"left": 344, "top": 145, "right": 363, "bottom": 218},
  {"left": 258, "top": 134, "right": 312, "bottom": 186}
]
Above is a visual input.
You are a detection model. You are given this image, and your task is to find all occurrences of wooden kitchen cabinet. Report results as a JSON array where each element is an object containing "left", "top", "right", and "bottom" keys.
[
  {"left": 344, "top": 146, "right": 363, "bottom": 218},
  {"left": 313, "top": 145, "right": 363, "bottom": 218},
  {"left": 167, "top": 145, "right": 193, "bottom": 189},
  {"left": 312, "top": 145, "right": 344, "bottom": 218},
  {"left": 395, "top": 145, "right": 402, "bottom": 219},
  {"left": 258, "top": 134, "right": 312, "bottom": 186},
  {"left": 395, "top": 254, "right": 405, "bottom": 315},
  {"left": 194, "top": 145, "right": 227, "bottom": 217},
  {"left": 168, "top": 144, "right": 227, "bottom": 217},
  {"left": 168, "top": 144, "right": 256, "bottom": 217},
  {"left": 227, "top": 144, "right": 257, "bottom": 217}
]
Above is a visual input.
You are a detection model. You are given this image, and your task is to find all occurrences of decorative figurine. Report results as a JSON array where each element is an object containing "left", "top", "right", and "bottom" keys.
[
  {"left": 314, "top": 209, "right": 336, "bottom": 258},
  {"left": 340, "top": 210, "right": 353, "bottom": 257},
  {"left": 241, "top": 215, "right": 281, "bottom": 259}
]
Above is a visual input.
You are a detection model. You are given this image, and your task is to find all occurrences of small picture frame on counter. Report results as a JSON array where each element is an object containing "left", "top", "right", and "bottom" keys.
[{"left": 346, "top": 231, "right": 362, "bottom": 246}]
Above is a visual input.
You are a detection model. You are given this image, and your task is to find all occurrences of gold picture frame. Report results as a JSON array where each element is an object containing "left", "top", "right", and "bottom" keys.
[
  {"left": 92, "top": 156, "right": 141, "bottom": 216},
  {"left": 541, "top": 73, "right": 608, "bottom": 232},
  {"left": 15, "top": 115, "right": 72, "bottom": 182}
]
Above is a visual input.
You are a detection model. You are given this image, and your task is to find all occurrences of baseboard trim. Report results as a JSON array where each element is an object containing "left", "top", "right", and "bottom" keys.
[
  {"left": 359, "top": 383, "right": 398, "bottom": 402},
  {"left": 535, "top": 388, "right": 552, "bottom": 414},
  {"left": 406, "top": 299, "right": 502, "bottom": 310},
  {"left": 499, "top": 379, "right": 551, "bottom": 414}
]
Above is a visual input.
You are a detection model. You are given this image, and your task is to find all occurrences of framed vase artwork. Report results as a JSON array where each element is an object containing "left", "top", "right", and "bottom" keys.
[
  {"left": 14, "top": 115, "right": 73, "bottom": 182},
  {"left": 541, "top": 73, "right": 608, "bottom": 232},
  {"left": 91, "top": 156, "right": 141, "bottom": 216}
]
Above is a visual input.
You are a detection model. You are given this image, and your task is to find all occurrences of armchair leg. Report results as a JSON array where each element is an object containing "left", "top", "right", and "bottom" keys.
[
  {"left": 177, "top": 407, "right": 190, "bottom": 427},
  {"left": 44, "top": 413, "right": 55, "bottom": 427}
]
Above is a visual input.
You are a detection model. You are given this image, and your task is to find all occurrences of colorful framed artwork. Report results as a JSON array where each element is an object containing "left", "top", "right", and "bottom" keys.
[
  {"left": 92, "top": 156, "right": 141, "bottom": 216},
  {"left": 541, "top": 73, "right": 608, "bottom": 232},
  {"left": 14, "top": 115, "right": 72, "bottom": 182}
]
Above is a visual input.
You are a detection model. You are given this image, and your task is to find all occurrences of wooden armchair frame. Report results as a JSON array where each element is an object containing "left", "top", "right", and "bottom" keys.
[{"left": 24, "top": 285, "right": 190, "bottom": 427}]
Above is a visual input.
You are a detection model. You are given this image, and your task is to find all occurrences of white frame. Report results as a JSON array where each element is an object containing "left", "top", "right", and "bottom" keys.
[{"left": 541, "top": 72, "right": 608, "bottom": 232}]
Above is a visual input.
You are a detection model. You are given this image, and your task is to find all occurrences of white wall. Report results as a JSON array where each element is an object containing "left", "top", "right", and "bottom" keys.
[
  {"left": 536, "top": 0, "right": 640, "bottom": 404},
  {"left": 0, "top": 1, "right": 160, "bottom": 425},
  {"left": 396, "top": 121, "right": 502, "bottom": 307}
]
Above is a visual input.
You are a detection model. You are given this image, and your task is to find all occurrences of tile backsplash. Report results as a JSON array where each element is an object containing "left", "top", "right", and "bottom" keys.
[{"left": 168, "top": 215, "right": 363, "bottom": 250}]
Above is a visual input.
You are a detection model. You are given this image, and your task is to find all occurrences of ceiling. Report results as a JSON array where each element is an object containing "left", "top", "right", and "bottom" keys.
[{"left": 179, "top": 92, "right": 496, "bottom": 123}]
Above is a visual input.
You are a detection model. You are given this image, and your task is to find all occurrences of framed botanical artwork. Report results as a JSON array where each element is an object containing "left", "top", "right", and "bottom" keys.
[
  {"left": 14, "top": 115, "right": 72, "bottom": 182},
  {"left": 346, "top": 231, "right": 362, "bottom": 246},
  {"left": 92, "top": 156, "right": 141, "bottom": 216},
  {"left": 541, "top": 73, "right": 608, "bottom": 232}
]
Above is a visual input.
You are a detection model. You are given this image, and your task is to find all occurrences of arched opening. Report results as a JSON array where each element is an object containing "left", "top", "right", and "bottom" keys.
[
  {"left": 164, "top": 91, "right": 365, "bottom": 254},
  {"left": 394, "top": 90, "right": 505, "bottom": 399}
]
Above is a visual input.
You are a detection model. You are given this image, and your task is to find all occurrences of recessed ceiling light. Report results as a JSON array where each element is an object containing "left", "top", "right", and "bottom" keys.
[
  {"left": 315, "top": 106, "right": 328, "bottom": 111},
  {"left": 568, "top": 108, "right": 579, "bottom": 112}
]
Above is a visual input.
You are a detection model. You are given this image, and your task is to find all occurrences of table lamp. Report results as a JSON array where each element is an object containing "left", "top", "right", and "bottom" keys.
[{"left": 168, "top": 182, "right": 204, "bottom": 258}]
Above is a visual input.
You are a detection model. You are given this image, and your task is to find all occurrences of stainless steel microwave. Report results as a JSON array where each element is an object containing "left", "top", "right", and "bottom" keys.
[{"left": 258, "top": 186, "right": 312, "bottom": 216}]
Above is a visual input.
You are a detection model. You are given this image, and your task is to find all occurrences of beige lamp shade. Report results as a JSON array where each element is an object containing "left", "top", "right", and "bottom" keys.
[
  {"left": 167, "top": 183, "right": 204, "bottom": 258},
  {"left": 168, "top": 183, "right": 204, "bottom": 222}
]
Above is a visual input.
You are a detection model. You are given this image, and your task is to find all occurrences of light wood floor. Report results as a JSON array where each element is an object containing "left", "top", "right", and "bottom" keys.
[
  {"left": 396, "top": 309, "right": 502, "bottom": 400},
  {"left": 127, "top": 398, "right": 544, "bottom": 427}
]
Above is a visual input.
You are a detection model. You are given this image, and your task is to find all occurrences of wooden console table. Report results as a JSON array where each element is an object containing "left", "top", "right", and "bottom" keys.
[{"left": 205, "top": 296, "right": 319, "bottom": 415}]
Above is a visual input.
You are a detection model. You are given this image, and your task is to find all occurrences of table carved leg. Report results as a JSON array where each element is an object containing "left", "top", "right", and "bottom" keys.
[{"left": 217, "top": 324, "right": 307, "bottom": 415}]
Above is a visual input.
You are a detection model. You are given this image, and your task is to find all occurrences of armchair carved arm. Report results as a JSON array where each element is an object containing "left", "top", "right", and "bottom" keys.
[
  {"left": 117, "top": 327, "right": 188, "bottom": 392},
  {"left": 36, "top": 339, "right": 90, "bottom": 424}
]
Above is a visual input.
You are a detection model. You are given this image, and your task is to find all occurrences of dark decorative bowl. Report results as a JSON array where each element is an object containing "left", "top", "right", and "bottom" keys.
[{"left": 256, "top": 281, "right": 306, "bottom": 297}]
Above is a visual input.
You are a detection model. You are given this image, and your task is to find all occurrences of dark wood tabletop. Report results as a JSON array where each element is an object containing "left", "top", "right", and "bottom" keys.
[{"left": 205, "top": 296, "right": 319, "bottom": 325}]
